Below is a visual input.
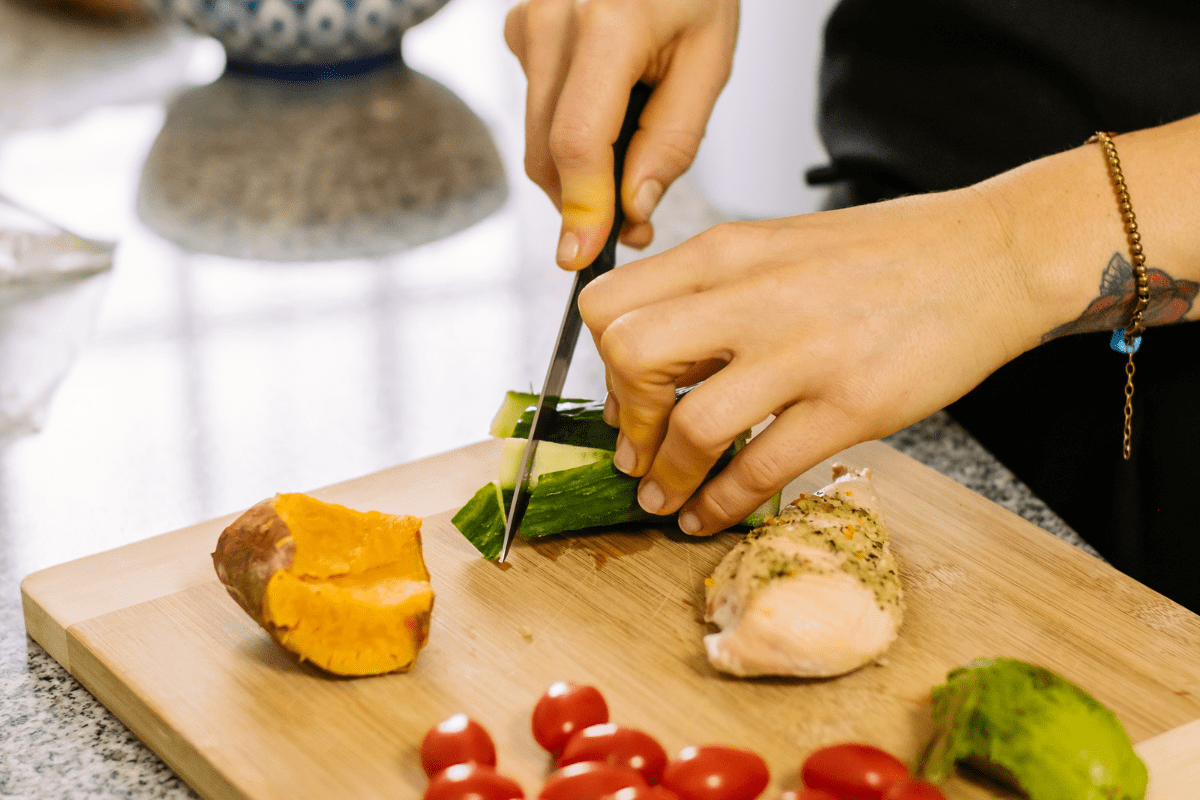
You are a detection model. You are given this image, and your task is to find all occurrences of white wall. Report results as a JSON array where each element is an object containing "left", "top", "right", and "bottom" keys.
[{"left": 691, "top": 0, "right": 840, "bottom": 220}]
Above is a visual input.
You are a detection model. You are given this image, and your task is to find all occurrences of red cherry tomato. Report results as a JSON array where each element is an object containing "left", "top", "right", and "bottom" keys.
[
  {"left": 531, "top": 682, "right": 610, "bottom": 755},
  {"left": 560, "top": 724, "right": 669, "bottom": 785},
  {"left": 423, "top": 762, "right": 524, "bottom": 800},
  {"left": 539, "top": 761, "right": 647, "bottom": 800},
  {"left": 660, "top": 745, "right": 770, "bottom": 800},
  {"left": 880, "top": 778, "right": 947, "bottom": 800},
  {"left": 420, "top": 713, "right": 497, "bottom": 778},
  {"left": 800, "top": 744, "right": 910, "bottom": 800},
  {"left": 601, "top": 786, "right": 681, "bottom": 800}
]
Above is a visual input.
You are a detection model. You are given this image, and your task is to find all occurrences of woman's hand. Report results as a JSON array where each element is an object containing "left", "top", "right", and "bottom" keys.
[
  {"left": 577, "top": 185, "right": 1055, "bottom": 536},
  {"left": 504, "top": 0, "right": 739, "bottom": 269}
]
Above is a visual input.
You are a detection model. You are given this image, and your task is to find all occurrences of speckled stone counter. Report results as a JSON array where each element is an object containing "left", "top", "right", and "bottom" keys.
[{"left": 0, "top": 2, "right": 1096, "bottom": 799}]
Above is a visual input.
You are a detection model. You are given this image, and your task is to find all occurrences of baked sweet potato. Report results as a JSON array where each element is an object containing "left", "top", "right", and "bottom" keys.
[{"left": 212, "top": 493, "right": 434, "bottom": 677}]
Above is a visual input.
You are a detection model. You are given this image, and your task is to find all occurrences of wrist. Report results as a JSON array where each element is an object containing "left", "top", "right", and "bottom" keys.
[
  {"left": 971, "top": 141, "right": 1134, "bottom": 348},
  {"left": 979, "top": 116, "right": 1200, "bottom": 348}
]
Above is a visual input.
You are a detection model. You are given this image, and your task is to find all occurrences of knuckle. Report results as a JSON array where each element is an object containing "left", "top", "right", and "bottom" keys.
[
  {"left": 668, "top": 400, "right": 731, "bottom": 457},
  {"left": 522, "top": 0, "right": 565, "bottom": 33},
  {"left": 599, "top": 317, "right": 649, "bottom": 375},
  {"left": 522, "top": 153, "right": 558, "bottom": 197},
  {"left": 731, "top": 446, "right": 788, "bottom": 496},
  {"left": 694, "top": 222, "right": 736, "bottom": 261},
  {"left": 695, "top": 484, "right": 743, "bottom": 528},
  {"left": 624, "top": 401, "right": 667, "bottom": 436},
  {"left": 577, "top": 281, "right": 609, "bottom": 329},
  {"left": 648, "top": 128, "right": 703, "bottom": 176},
  {"left": 522, "top": 156, "right": 546, "bottom": 186},
  {"left": 548, "top": 117, "right": 599, "bottom": 171},
  {"left": 574, "top": 0, "right": 626, "bottom": 35},
  {"left": 502, "top": 5, "right": 523, "bottom": 53},
  {"left": 699, "top": 220, "right": 760, "bottom": 264}
]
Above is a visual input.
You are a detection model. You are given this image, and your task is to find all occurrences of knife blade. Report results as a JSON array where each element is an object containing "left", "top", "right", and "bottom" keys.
[{"left": 498, "top": 81, "right": 653, "bottom": 562}]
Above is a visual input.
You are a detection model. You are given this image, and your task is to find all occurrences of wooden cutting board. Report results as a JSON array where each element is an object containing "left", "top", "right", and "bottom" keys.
[{"left": 21, "top": 439, "right": 1200, "bottom": 800}]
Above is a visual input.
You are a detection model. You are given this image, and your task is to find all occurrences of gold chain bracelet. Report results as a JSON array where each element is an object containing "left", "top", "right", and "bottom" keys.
[{"left": 1087, "top": 131, "right": 1150, "bottom": 460}]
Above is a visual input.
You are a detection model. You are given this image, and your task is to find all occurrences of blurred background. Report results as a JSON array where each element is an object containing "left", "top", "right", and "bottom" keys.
[{"left": 0, "top": 0, "right": 837, "bottom": 583}]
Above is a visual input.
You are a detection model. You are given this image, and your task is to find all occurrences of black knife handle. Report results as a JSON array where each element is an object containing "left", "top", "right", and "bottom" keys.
[{"left": 580, "top": 80, "right": 653, "bottom": 286}]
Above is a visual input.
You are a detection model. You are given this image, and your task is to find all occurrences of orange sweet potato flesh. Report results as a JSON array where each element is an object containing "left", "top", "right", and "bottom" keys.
[{"left": 212, "top": 493, "right": 434, "bottom": 677}]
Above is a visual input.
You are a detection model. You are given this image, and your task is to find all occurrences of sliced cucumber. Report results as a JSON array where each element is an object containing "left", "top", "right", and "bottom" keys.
[
  {"left": 454, "top": 392, "right": 780, "bottom": 559},
  {"left": 488, "top": 391, "right": 539, "bottom": 439},
  {"left": 498, "top": 438, "right": 613, "bottom": 490},
  {"left": 450, "top": 481, "right": 507, "bottom": 560},
  {"left": 489, "top": 391, "right": 594, "bottom": 439}
]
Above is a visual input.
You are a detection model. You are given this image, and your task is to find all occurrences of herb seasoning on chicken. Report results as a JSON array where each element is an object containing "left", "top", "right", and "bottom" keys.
[{"left": 704, "top": 465, "right": 903, "bottom": 677}]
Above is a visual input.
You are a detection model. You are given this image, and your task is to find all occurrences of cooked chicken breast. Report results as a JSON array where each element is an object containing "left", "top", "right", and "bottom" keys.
[{"left": 704, "top": 465, "right": 903, "bottom": 678}]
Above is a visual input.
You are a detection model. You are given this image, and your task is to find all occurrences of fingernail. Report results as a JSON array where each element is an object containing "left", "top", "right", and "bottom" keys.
[
  {"left": 556, "top": 230, "right": 579, "bottom": 265},
  {"left": 613, "top": 435, "right": 635, "bottom": 473},
  {"left": 603, "top": 393, "right": 618, "bottom": 426},
  {"left": 678, "top": 511, "right": 701, "bottom": 535},
  {"left": 638, "top": 481, "right": 664, "bottom": 513},
  {"left": 632, "top": 179, "right": 664, "bottom": 221}
]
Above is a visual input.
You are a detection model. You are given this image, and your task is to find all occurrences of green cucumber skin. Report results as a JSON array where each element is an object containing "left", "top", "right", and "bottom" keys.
[
  {"left": 448, "top": 458, "right": 651, "bottom": 554},
  {"left": 742, "top": 492, "right": 781, "bottom": 527},
  {"left": 512, "top": 400, "right": 617, "bottom": 451},
  {"left": 519, "top": 455, "right": 655, "bottom": 538},
  {"left": 450, "top": 482, "right": 506, "bottom": 560}
]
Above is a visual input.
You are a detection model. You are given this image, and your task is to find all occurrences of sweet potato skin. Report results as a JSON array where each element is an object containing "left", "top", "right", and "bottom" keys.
[
  {"left": 212, "top": 498, "right": 295, "bottom": 637},
  {"left": 212, "top": 494, "right": 434, "bottom": 676}
]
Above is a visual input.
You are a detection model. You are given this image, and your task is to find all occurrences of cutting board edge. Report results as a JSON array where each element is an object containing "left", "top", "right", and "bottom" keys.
[
  {"left": 22, "top": 583, "right": 70, "bottom": 669},
  {"left": 16, "top": 436, "right": 1200, "bottom": 800},
  {"left": 20, "top": 518, "right": 232, "bottom": 668},
  {"left": 65, "top": 624, "right": 251, "bottom": 800}
]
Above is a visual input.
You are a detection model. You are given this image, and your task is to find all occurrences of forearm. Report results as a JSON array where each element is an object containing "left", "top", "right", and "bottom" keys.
[{"left": 981, "top": 113, "right": 1200, "bottom": 347}]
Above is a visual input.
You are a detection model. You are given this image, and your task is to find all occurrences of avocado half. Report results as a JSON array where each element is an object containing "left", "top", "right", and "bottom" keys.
[{"left": 918, "top": 657, "right": 1148, "bottom": 800}]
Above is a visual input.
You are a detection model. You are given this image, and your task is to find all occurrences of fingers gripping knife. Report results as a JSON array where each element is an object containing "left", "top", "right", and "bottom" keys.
[{"left": 499, "top": 82, "right": 652, "bottom": 563}]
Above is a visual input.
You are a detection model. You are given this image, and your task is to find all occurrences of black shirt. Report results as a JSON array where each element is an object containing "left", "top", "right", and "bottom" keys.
[
  {"left": 817, "top": 0, "right": 1200, "bottom": 193},
  {"left": 813, "top": 0, "right": 1200, "bottom": 612}
]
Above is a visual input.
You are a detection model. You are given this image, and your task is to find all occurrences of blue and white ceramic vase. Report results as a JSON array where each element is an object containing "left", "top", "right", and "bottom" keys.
[{"left": 153, "top": 0, "right": 452, "bottom": 78}]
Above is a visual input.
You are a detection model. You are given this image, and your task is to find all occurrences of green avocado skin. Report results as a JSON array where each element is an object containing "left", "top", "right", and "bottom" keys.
[{"left": 918, "top": 658, "right": 1147, "bottom": 800}]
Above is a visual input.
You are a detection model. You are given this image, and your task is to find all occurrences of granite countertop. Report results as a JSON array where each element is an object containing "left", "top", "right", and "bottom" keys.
[{"left": 0, "top": 3, "right": 1093, "bottom": 798}]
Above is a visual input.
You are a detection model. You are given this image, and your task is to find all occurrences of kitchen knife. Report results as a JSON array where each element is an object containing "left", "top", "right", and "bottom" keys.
[{"left": 498, "top": 81, "right": 653, "bottom": 562}]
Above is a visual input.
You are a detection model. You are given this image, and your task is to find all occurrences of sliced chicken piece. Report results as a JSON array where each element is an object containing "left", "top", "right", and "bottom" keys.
[{"left": 704, "top": 464, "right": 903, "bottom": 678}]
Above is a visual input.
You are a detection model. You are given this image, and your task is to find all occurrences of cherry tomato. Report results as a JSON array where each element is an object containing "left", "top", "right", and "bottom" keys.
[
  {"left": 660, "top": 745, "right": 770, "bottom": 800},
  {"left": 423, "top": 762, "right": 524, "bottom": 800},
  {"left": 539, "top": 761, "right": 647, "bottom": 800},
  {"left": 420, "top": 713, "right": 497, "bottom": 778},
  {"left": 560, "top": 724, "right": 669, "bottom": 785},
  {"left": 800, "top": 744, "right": 910, "bottom": 800},
  {"left": 601, "top": 786, "right": 681, "bottom": 800},
  {"left": 880, "top": 778, "right": 947, "bottom": 800},
  {"left": 777, "top": 791, "right": 841, "bottom": 800},
  {"left": 531, "top": 682, "right": 610, "bottom": 755}
]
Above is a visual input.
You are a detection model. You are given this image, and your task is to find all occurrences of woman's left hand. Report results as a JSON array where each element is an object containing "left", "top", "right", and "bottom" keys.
[{"left": 578, "top": 185, "right": 1050, "bottom": 535}]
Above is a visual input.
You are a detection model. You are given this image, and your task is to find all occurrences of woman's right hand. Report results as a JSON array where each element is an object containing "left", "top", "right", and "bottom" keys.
[{"left": 504, "top": 0, "right": 740, "bottom": 270}]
